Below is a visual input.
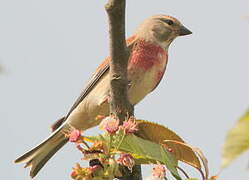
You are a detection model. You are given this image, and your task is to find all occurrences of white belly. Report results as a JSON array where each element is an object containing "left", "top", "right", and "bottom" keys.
[
  {"left": 67, "top": 64, "right": 164, "bottom": 130},
  {"left": 128, "top": 67, "right": 160, "bottom": 104}
]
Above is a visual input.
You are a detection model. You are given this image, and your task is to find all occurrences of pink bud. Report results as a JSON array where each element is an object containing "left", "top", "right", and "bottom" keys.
[
  {"left": 117, "top": 153, "right": 135, "bottom": 170},
  {"left": 89, "top": 165, "right": 102, "bottom": 172},
  {"left": 99, "top": 116, "right": 119, "bottom": 134},
  {"left": 70, "top": 170, "right": 77, "bottom": 178},
  {"left": 121, "top": 117, "right": 138, "bottom": 134},
  {"left": 152, "top": 164, "right": 166, "bottom": 179},
  {"left": 167, "top": 148, "right": 173, "bottom": 153},
  {"left": 69, "top": 129, "right": 81, "bottom": 142}
]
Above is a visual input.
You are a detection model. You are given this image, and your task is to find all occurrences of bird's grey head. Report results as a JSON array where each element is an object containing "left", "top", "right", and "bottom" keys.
[{"left": 135, "top": 15, "right": 192, "bottom": 49}]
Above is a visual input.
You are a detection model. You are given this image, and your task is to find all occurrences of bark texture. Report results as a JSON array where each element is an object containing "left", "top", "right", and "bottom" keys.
[
  {"left": 105, "top": 0, "right": 133, "bottom": 122},
  {"left": 105, "top": 0, "right": 142, "bottom": 179}
]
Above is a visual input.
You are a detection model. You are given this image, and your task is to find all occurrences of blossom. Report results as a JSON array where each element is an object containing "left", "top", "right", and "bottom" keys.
[
  {"left": 152, "top": 164, "right": 166, "bottom": 179},
  {"left": 70, "top": 170, "right": 77, "bottom": 178},
  {"left": 71, "top": 163, "right": 86, "bottom": 179},
  {"left": 121, "top": 117, "right": 138, "bottom": 134},
  {"left": 167, "top": 147, "right": 173, "bottom": 153},
  {"left": 71, "top": 163, "right": 97, "bottom": 180},
  {"left": 89, "top": 164, "right": 102, "bottom": 172},
  {"left": 117, "top": 153, "right": 135, "bottom": 170},
  {"left": 69, "top": 129, "right": 81, "bottom": 142},
  {"left": 99, "top": 116, "right": 119, "bottom": 134}
]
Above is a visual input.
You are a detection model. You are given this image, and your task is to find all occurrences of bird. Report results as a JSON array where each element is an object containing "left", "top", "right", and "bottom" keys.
[{"left": 15, "top": 14, "right": 192, "bottom": 178}]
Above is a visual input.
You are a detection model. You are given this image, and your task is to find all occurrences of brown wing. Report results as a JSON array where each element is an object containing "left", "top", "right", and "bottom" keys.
[{"left": 51, "top": 35, "right": 137, "bottom": 131}]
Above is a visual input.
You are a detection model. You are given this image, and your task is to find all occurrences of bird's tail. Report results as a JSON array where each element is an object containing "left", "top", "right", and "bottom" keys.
[{"left": 14, "top": 124, "right": 71, "bottom": 178}]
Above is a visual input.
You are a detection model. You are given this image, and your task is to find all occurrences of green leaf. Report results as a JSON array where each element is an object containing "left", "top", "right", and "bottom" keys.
[
  {"left": 113, "top": 133, "right": 180, "bottom": 178},
  {"left": 135, "top": 120, "right": 201, "bottom": 169},
  {"left": 86, "top": 120, "right": 201, "bottom": 172},
  {"left": 85, "top": 133, "right": 109, "bottom": 142},
  {"left": 222, "top": 109, "right": 249, "bottom": 168},
  {"left": 163, "top": 140, "right": 209, "bottom": 180},
  {"left": 86, "top": 132, "right": 180, "bottom": 178}
]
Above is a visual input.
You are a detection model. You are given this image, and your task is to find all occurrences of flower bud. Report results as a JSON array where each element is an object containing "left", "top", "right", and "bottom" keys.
[
  {"left": 152, "top": 164, "right": 166, "bottom": 179},
  {"left": 99, "top": 116, "right": 119, "bottom": 134},
  {"left": 117, "top": 153, "right": 135, "bottom": 171},
  {"left": 69, "top": 129, "right": 81, "bottom": 142},
  {"left": 121, "top": 117, "right": 138, "bottom": 134}
]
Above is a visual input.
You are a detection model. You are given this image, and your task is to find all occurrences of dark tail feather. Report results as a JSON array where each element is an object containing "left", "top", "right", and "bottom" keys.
[
  {"left": 50, "top": 117, "right": 66, "bottom": 132},
  {"left": 15, "top": 126, "right": 69, "bottom": 178}
]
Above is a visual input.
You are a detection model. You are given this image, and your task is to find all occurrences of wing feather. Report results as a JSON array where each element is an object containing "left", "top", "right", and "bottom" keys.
[
  {"left": 65, "top": 61, "right": 110, "bottom": 119},
  {"left": 51, "top": 35, "right": 137, "bottom": 131}
]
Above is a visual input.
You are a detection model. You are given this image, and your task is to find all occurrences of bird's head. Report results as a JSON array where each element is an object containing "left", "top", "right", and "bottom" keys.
[{"left": 135, "top": 15, "right": 192, "bottom": 49}]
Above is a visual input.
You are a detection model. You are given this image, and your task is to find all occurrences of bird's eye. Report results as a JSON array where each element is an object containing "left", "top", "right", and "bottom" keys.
[
  {"left": 159, "top": 18, "right": 174, "bottom": 25},
  {"left": 165, "top": 19, "right": 174, "bottom": 25}
]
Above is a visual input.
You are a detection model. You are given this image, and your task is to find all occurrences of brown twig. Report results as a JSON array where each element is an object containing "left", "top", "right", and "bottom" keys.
[
  {"left": 105, "top": 0, "right": 133, "bottom": 122},
  {"left": 105, "top": 0, "right": 141, "bottom": 179}
]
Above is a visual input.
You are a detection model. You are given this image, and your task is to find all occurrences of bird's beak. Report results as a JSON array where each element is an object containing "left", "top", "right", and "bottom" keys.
[{"left": 178, "top": 25, "right": 192, "bottom": 36}]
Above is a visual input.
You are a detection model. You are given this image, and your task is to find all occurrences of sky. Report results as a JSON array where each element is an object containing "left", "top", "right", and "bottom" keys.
[{"left": 1, "top": 0, "right": 249, "bottom": 179}]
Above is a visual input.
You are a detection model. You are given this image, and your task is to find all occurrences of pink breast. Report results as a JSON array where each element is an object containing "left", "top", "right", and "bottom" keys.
[
  {"left": 156, "top": 71, "right": 164, "bottom": 82},
  {"left": 129, "top": 40, "right": 167, "bottom": 71}
]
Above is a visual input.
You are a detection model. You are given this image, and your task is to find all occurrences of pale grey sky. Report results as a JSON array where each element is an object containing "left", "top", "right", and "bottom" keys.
[{"left": 1, "top": 0, "right": 249, "bottom": 179}]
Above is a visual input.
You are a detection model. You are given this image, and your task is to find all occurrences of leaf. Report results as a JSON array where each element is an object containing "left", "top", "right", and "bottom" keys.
[
  {"left": 84, "top": 133, "right": 106, "bottom": 142},
  {"left": 222, "top": 109, "right": 249, "bottom": 168},
  {"left": 86, "top": 132, "right": 180, "bottom": 178},
  {"left": 114, "top": 134, "right": 180, "bottom": 178},
  {"left": 135, "top": 120, "right": 201, "bottom": 169},
  {"left": 163, "top": 140, "right": 209, "bottom": 180},
  {"left": 193, "top": 147, "right": 209, "bottom": 180},
  {"left": 135, "top": 120, "right": 184, "bottom": 143},
  {"left": 85, "top": 120, "right": 207, "bottom": 179},
  {"left": 238, "top": 109, "right": 249, "bottom": 123}
]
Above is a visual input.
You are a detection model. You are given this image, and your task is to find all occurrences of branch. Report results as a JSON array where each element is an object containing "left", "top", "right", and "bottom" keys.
[
  {"left": 105, "top": 0, "right": 133, "bottom": 121},
  {"left": 105, "top": 0, "right": 141, "bottom": 179}
]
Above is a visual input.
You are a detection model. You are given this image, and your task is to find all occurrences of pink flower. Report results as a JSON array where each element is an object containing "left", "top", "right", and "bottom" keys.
[
  {"left": 167, "top": 147, "right": 173, "bottom": 153},
  {"left": 99, "top": 116, "right": 119, "bottom": 134},
  {"left": 71, "top": 163, "right": 81, "bottom": 179},
  {"left": 70, "top": 170, "right": 77, "bottom": 178},
  {"left": 121, "top": 117, "right": 138, "bottom": 134},
  {"left": 69, "top": 129, "right": 81, "bottom": 142},
  {"left": 117, "top": 153, "right": 135, "bottom": 170},
  {"left": 71, "top": 163, "right": 92, "bottom": 179},
  {"left": 152, "top": 164, "right": 166, "bottom": 179},
  {"left": 89, "top": 165, "right": 102, "bottom": 172}
]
